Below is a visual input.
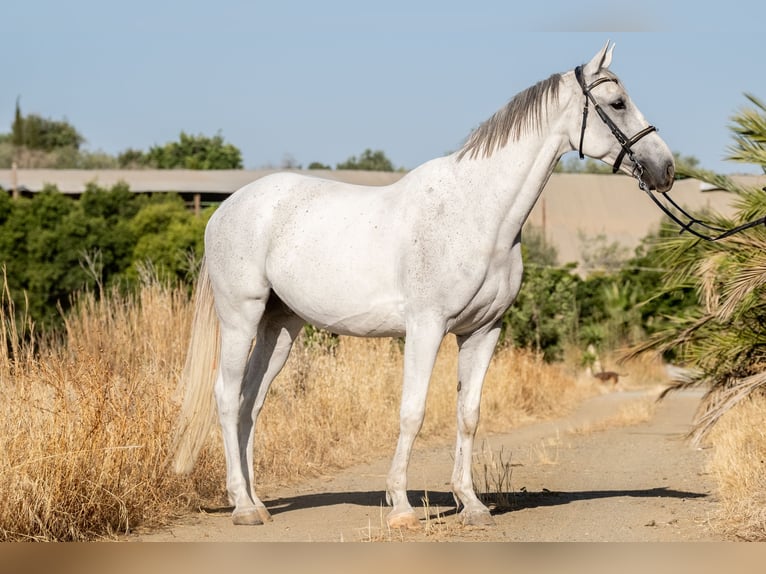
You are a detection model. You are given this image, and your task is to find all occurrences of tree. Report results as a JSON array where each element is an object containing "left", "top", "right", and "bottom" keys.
[
  {"left": 555, "top": 155, "right": 612, "bottom": 173},
  {"left": 628, "top": 92, "right": 766, "bottom": 443},
  {"left": 14, "top": 112, "right": 84, "bottom": 151},
  {"left": 502, "top": 263, "right": 580, "bottom": 361},
  {"left": 336, "top": 149, "right": 394, "bottom": 171},
  {"left": 522, "top": 223, "right": 558, "bottom": 266},
  {"left": 12, "top": 97, "right": 23, "bottom": 147},
  {"left": 0, "top": 182, "right": 211, "bottom": 327},
  {"left": 142, "top": 132, "right": 243, "bottom": 169},
  {"left": 500, "top": 225, "right": 579, "bottom": 361},
  {"left": 5, "top": 100, "right": 88, "bottom": 168},
  {"left": 578, "top": 231, "right": 630, "bottom": 274},
  {"left": 117, "top": 148, "right": 148, "bottom": 168},
  {"left": 127, "top": 195, "right": 208, "bottom": 282}
]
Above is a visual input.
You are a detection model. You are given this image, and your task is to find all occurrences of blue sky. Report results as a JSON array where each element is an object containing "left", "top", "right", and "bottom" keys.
[{"left": 4, "top": 1, "right": 765, "bottom": 174}]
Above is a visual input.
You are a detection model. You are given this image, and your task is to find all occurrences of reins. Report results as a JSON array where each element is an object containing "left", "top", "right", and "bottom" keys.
[
  {"left": 641, "top": 185, "right": 766, "bottom": 242},
  {"left": 574, "top": 64, "right": 766, "bottom": 242}
]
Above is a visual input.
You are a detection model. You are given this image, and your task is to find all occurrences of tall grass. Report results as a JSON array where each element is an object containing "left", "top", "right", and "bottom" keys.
[
  {"left": 707, "top": 394, "right": 766, "bottom": 540},
  {"left": 0, "top": 279, "right": 202, "bottom": 540},
  {"left": 0, "top": 276, "right": 583, "bottom": 540}
]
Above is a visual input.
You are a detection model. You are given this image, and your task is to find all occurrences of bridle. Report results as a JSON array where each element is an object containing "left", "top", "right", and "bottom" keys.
[
  {"left": 574, "top": 65, "right": 657, "bottom": 189},
  {"left": 575, "top": 64, "right": 766, "bottom": 242}
]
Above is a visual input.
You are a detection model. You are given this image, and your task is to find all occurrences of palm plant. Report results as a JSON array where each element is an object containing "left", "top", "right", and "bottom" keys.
[{"left": 628, "top": 93, "right": 766, "bottom": 444}]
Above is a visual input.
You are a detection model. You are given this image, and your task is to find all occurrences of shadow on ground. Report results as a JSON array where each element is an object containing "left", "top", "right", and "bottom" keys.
[{"left": 199, "top": 486, "right": 707, "bottom": 520}]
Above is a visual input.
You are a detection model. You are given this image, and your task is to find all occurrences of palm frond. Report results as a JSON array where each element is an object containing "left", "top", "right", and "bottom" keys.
[
  {"left": 690, "top": 370, "right": 766, "bottom": 446},
  {"left": 630, "top": 93, "right": 766, "bottom": 443}
]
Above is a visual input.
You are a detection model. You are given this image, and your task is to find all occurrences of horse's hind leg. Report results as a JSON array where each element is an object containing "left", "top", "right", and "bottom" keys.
[
  {"left": 235, "top": 297, "right": 304, "bottom": 525},
  {"left": 214, "top": 294, "right": 302, "bottom": 526}
]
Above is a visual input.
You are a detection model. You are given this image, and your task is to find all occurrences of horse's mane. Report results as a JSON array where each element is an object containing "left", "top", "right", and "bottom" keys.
[{"left": 457, "top": 73, "right": 562, "bottom": 161}]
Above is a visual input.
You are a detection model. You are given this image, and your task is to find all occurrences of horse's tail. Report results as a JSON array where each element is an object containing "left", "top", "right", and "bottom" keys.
[{"left": 170, "top": 257, "right": 220, "bottom": 475}]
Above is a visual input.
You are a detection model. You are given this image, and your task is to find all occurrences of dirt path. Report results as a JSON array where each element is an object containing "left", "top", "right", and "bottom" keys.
[{"left": 133, "top": 388, "right": 719, "bottom": 542}]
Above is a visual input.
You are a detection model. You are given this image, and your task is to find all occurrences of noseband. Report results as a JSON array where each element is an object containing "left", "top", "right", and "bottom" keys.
[{"left": 574, "top": 65, "right": 657, "bottom": 188}]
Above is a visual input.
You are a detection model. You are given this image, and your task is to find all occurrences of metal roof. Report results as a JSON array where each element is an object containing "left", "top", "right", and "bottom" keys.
[{"left": 0, "top": 169, "right": 406, "bottom": 196}]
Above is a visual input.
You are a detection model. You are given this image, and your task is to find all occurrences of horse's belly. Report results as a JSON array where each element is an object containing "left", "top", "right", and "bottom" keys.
[
  {"left": 273, "top": 283, "right": 406, "bottom": 337},
  {"left": 266, "top": 248, "right": 406, "bottom": 337}
]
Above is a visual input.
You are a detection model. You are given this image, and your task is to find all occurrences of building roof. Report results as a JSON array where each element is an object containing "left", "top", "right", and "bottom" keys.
[{"left": 0, "top": 168, "right": 405, "bottom": 196}]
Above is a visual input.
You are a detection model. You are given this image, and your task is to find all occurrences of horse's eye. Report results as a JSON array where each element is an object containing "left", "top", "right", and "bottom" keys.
[{"left": 610, "top": 99, "right": 626, "bottom": 111}]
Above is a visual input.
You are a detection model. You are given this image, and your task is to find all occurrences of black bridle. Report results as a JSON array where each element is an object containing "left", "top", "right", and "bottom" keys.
[
  {"left": 575, "top": 64, "right": 766, "bottom": 242},
  {"left": 574, "top": 65, "right": 657, "bottom": 186}
]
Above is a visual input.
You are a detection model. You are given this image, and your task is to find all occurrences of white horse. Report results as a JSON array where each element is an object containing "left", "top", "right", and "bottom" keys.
[{"left": 172, "top": 42, "right": 674, "bottom": 529}]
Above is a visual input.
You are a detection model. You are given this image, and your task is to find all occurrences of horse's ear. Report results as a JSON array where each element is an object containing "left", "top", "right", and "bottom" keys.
[{"left": 584, "top": 41, "right": 614, "bottom": 76}]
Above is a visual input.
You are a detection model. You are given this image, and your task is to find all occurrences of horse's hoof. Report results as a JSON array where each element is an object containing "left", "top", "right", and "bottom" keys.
[
  {"left": 460, "top": 509, "right": 495, "bottom": 527},
  {"left": 257, "top": 506, "right": 273, "bottom": 523},
  {"left": 387, "top": 510, "right": 421, "bottom": 530},
  {"left": 232, "top": 506, "right": 271, "bottom": 525}
]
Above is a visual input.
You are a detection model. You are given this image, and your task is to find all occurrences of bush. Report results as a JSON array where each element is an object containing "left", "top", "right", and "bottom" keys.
[{"left": 0, "top": 184, "right": 209, "bottom": 328}]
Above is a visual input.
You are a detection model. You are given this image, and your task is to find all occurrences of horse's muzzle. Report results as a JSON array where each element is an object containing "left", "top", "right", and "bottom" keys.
[{"left": 644, "top": 159, "right": 675, "bottom": 193}]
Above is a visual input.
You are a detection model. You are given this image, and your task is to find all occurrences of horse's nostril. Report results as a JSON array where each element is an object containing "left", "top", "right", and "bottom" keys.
[{"left": 666, "top": 161, "right": 675, "bottom": 181}]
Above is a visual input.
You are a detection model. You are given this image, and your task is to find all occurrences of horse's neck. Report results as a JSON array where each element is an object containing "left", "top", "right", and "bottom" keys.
[{"left": 451, "top": 131, "right": 569, "bottom": 233}]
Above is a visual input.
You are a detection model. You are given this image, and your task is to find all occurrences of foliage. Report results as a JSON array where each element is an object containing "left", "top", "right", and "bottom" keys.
[
  {"left": 578, "top": 231, "right": 631, "bottom": 274},
  {"left": 501, "top": 225, "right": 579, "bottom": 361},
  {"left": 555, "top": 154, "right": 614, "bottom": 173},
  {"left": 11, "top": 100, "right": 84, "bottom": 151},
  {"left": 135, "top": 131, "right": 243, "bottom": 170},
  {"left": 336, "top": 148, "right": 395, "bottom": 171},
  {"left": 127, "top": 195, "right": 210, "bottom": 282},
  {"left": 0, "top": 143, "right": 120, "bottom": 169},
  {"left": 502, "top": 220, "right": 702, "bottom": 362},
  {"left": 0, "top": 183, "right": 208, "bottom": 328},
  {"left": 1, "top": 100, "right": 100, "bottom": 168},
  {"left": 116, "top": 148, "right": 146, "bottom": 168},
  {"left": 12, "top": 98, "right": 23, "bottom": 147},
  {"left": 502, "top": 263, "right": 580, "bottom": 361},
  {"left": 727, "top": 93, "right": 766, "bottom": 171},
  {"left": 627, "top": 93, "right": 766, "bottom": 443}
]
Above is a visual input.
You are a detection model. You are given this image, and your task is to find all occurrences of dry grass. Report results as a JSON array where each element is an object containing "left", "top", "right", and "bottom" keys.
[
  {"left": 0, "top": 277, "right": 584, "bottom": 541},
  {"left": 0, "top": 279, "right": 203, "bottom": 541},
  {"left": 707, "top": 393, "right": 766, "bottom": 540}
]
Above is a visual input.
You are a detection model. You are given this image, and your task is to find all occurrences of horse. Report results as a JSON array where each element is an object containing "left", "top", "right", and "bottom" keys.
[{"left": 171, "top": 42, "right": 675, "bottom": 530}]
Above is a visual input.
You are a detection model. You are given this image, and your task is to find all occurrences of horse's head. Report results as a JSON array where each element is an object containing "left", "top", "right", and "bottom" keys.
[{"left": 568, "top": 42, "right": 674, "bottom": 193}]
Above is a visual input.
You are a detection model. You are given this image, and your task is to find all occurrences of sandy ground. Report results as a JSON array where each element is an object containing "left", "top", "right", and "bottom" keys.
[{"left": 131, "top": 387, "right": 719, "bottom": 543}]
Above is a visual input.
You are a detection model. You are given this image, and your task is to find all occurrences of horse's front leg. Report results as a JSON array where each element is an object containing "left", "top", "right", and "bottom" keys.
[
  {"left": 451, "top": 323, "right": 501, "bottom": 526},
  {"left": 386, "top": 317, "right": 445, "bottom": 529}
]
